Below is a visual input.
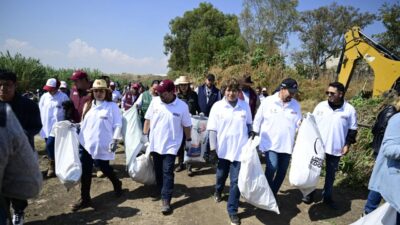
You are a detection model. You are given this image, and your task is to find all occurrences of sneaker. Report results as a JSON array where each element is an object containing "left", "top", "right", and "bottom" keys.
[
  {"left": 229, "top": 214, "right": 241, "bottom": 225},
  {"left": 213, "top": 192, "right": 222, "bottom": 203},
  {"left": 12, "top": 212, "right": 24, "bottom": 225},
  {"left": 301, "top": 191, "right": 315, "bottom": 204},
  {"left": 71, "top": 198, "right": 91, "bottom": 212},
  {"left": 323, "top": 198, "right": 339, "bottom": 210},
  {"left": 161, "top": 199, "right": 172, "bottom": 215}
]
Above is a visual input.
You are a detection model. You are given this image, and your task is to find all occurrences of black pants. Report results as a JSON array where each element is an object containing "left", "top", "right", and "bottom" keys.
[{"left": 80, "top": 148, "right": 120, "bottom": 201}]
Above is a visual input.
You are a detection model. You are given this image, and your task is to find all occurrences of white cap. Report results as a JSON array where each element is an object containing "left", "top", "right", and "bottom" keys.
[
  {"left": 110, "top": 81, "right": 115, "bottom": 86},
  {"left": 60, "top": 81, "right": 67, "bottom": 88},
  {"left": 262, "top": 87, "right": 267, "bottom": 91},
  {"left": 43, "top": 78, "right": 58, "bottom": 91}
]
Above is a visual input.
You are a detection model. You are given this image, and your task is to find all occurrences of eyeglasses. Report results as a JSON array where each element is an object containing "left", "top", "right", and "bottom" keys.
[{"left": 325, "top": 91, "right": 337, "bottom": 96}]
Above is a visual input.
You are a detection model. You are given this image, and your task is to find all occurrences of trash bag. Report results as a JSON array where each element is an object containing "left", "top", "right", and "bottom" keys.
[
  {"left": 184, "top": 115, "right": 208, "bottom": 163},
  {"left": 289, "top": 113, "right": 325, "bottom": 196},
  {"left": 350, "top": 202, "right": 397, "bottom": 225},
  {"left": 122, "top": 105, "right": 142, "bottom": 166},
  {"left": 128, "top": 144, "right": 156, "bottom": 185},
  {"left": 238, "top": 137, "right": 280, "bottom": 214},
  {"left": 53, "top": 121, "right": 81, "bottom": 189}
]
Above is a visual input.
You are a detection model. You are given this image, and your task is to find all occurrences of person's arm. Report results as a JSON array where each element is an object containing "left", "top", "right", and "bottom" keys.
[
  {"left": 209, "top": 130, "right": 218, "bottom": 151},
  {"left": 381, "top": 115, "right": 400, "bottom": 160},
  {"left": 143, "top": 119, "right": 150, "bottom": 135}
]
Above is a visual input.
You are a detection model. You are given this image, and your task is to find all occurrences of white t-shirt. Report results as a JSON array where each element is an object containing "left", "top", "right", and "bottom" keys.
[
  {"left": 207, "top": 98, "right": 252, "bottom": 162},
  {"left": 313, "top": 100, "right": 358, "bottom": 156},
  {"left": 79, "top": 101, "right": 122, "bottom": 160},
  {"left": 39, "top": 91, "right": 69, "bottom": 138},
  {"left": 145, "top": 96, "right": 192, "bottom": 155},
  {"left": 253, "top": 92, "right": 302, "bottom": 154},
  {"left": 112, "top": 90, "right": 122, "bottom": 103}
]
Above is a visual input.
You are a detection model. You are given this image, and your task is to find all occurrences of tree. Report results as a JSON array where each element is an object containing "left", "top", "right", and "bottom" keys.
[
  {"left": 240, "top": 0, "right": 298, "bottom": 53},
  {"left": 164, "top": 3, "right": 247, "bottom": 77},
  {"left": 295, "top": 3, "right": 376, "bottom": 78},
  {"left": 373, "top": 2, "right": 400, "bottom": 56}
]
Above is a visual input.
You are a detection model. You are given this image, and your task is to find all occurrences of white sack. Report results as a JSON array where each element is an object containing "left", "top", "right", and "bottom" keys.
[
  {"left": 122, "top": 106, "right": 143, "bottom": 166},
  {"left": 289, "top": 113, "right": 325, "bottom": 196},
  {"left": 350, "top": 202, "right": 397, "bottom": 225},
  {"left": 238, "top": 137, "right": 280, "bottom": 214},
  {"left": 184, "top": 115, "right": 208, "bottom": 163},
  {"left": 53, "top": 121, "right": 81, "bottom": 189},
  {"left": 128, "top": 144, "right": 156, "bottom": 185}
]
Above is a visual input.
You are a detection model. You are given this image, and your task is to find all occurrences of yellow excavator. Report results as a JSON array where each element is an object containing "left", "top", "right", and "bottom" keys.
[{"left": 337, "top": 26, "right": 400, "bottom": 96}]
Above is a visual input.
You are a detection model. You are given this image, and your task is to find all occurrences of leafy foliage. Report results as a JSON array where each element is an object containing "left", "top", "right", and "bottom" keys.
[{"left": 373, "top": 2, "right": 400, "bottom": 56}]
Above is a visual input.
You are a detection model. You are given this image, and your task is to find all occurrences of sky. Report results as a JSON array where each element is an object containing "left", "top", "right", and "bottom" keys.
[{"left": 0, "top": 0, "right": 394, "bottom": 75}]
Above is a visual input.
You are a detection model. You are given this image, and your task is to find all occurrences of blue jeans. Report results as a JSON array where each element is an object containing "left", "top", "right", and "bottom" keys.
[
  {"left": 323, "top": 154, "right": 341, "bottom": 201},
  {"left": 151, "top": 152, "right": 176, "bottom": 201},
  {"left": 264, "top": 151, "right": 291, "bottom": 195},
  {"left": 364, "top": 190, "right": 382, "bottom": 214},
  {"left": 215, "top": 158, "right": 241, "bottom": 216},
  {"left": 45, "top": 136, "right": 55, "bottom": 160}
]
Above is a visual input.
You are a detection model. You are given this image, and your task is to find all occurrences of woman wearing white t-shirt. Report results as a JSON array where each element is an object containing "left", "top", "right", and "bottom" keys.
[{"left": 71, "top": 79, "right": 123, "bottom": 212}]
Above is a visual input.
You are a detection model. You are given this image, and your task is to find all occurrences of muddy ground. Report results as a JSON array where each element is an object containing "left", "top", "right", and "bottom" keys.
[{"left": 24, "top": 137, "right": 368, "bottom": 225}]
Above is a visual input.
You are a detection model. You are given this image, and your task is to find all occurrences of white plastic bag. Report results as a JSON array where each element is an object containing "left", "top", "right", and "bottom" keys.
[
  {"left": 53, "top": 121, "right": 81, "bottom": 189},
  {"left": 128, "top": 144, "right": 156, "bottom": 185},
  {"left": 238, "top": 137, "right": 280, "bottom": 214},
  {"left": 184, "top": 115, "right": 208, "bottom": 163},
  {"left": 122, "top": 106, "right": 143, "bottom": 166},
  {"left": 350, "top": 202, "right": 397, "bottom": 225},
  {"left": 289, "top": 113, "right": 325, "bottom": 196}
]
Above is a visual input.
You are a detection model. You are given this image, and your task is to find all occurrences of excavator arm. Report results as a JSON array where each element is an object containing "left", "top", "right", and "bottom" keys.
[{"left": 337, "top": 27, "right": 400, "bottom": 96}]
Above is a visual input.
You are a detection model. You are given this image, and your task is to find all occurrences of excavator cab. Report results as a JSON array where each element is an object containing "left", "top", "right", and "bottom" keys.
[{"left": 337, "top": 26, "right": 400, "bottom": 97}]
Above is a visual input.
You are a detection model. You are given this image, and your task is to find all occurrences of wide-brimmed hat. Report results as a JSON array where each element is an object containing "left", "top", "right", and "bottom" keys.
[
  {"left": 43, "top": 78, "right": 59, "bottom": 92},
  {"left": 89, "top": 79, "right": 111, "bottom": 92},
  {"left": 177, "top": 76, "right": 191, "bottom": 85}
]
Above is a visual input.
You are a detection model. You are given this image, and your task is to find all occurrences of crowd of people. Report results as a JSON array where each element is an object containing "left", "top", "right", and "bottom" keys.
[{"left": 1, "top": 68, "right": 399, "bottom": 225}]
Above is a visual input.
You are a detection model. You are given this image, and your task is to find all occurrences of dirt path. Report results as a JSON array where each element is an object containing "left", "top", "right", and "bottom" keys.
[{"left": 25, "top": 139, "right": 368, "bottom": 225}]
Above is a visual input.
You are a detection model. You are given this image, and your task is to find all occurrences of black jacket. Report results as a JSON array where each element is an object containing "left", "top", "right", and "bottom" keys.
[
  {"left": 177, "top": 91, "right": 200, "bottom": 116},
  {"left": 371, "top": 105, "right": 398, "bottom": 155}
]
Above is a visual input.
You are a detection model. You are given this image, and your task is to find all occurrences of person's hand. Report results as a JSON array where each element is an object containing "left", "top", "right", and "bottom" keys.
[
  {"left": 185, "top": 139, "right": 192, "bottom": 151},
  {"left": 248, "top": 131, "right": 258, "bottom": 140},
  {"left": 341, "top": 145, "right": 350, "bottom": 155},
  {"left": 140, "top": 134, "right": 149, "bottom": 144},
  {"left": 109, "top": 139, "right": 118, "bottom": 152}
]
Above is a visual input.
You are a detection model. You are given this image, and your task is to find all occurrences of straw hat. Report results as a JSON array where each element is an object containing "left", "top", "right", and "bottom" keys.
[
  {"left": 177, "top": 76, "right": 191, "bottom": 85},
  {"left": 90, "top": 79, "right": 111, "bottom": 92}
]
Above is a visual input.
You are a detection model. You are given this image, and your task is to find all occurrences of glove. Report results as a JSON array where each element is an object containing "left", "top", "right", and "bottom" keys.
[
  {"left": 248, "top": 131, "right": 258, "bottom": 140},
  {"left": 140, "top": 134, "right": 149, "bottom": 144},
  {"left": 185, "top": 140, "right": 192, "bottom": 151},
  {"left": 109, "top": 139, "right": 118, "bottom": 152}
]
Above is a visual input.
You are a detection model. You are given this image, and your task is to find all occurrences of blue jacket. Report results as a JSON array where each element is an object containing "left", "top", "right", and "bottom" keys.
[
  {"left": 369, "top": 113, "right": 400, "bottom": 212},
  {"left": 197, "top": 84, "right": 220, "bottom": 117}
]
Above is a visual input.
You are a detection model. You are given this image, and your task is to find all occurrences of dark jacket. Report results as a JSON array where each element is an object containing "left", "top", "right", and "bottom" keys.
[
  {"left": 371, "top": 105, "right": 398, "bottom": 155},
  {"left": 239, "top": 88, "right": 258, "bottom": 119},
  {"left": 4, "top": 95, "right": 42, "bottom": 149},
  {"left": 178, "top": 91, "right": 200, "bottom": 115},
  {"left": 197, "top": 84, "right": 220, "bottom": 117}
]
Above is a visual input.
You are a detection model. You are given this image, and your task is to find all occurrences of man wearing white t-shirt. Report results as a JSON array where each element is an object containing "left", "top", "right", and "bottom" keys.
[
  {"left": 253, "top": 78, "right": 302, "bottom": 197},
  {"left": 142, "top": 79, "right": 192, "bottom": 215},
  {"left": 303, "top": 82, "right": 357, "bottom": 209},
  {"left": 207, "top": 78, "right": 252, "bottom": 225}
]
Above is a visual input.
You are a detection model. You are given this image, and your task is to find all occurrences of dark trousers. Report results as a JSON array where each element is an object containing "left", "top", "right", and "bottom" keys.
[
  {"left": 45, "top": 136, "right": 55, "bottom": 160},
  {"left": 151, "top": 152, "right": 176, "bottom": 200},
  {"left": 323, "top": 153, "right": 341, "bottom": 201},
  {"left": 80, "top": 148, "right": 120, "bottom": 201},
  {"left": 215, "top": 158, "right": 241, "bottom": 215}
]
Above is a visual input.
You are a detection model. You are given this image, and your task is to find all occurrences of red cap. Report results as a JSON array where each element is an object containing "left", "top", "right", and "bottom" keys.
[
  {"left": 156, "top": 79, "right": 175, "bottom": 93},
  {"left": 70, "top": 70, "right": 88, "bottom": 81},
  {"left": 131, "top": 83, "right": 140, "bottom": 90},
  {"left": 43, "top": 78, "right": 59, "bottom": 91}
]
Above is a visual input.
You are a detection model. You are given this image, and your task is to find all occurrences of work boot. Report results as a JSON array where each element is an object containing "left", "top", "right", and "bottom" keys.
[
  {"left": 214, "top": 191, "right": 222, "bottom": 203},
  {"left": 47, "top": 159, "right": 56, "bottom": 178},
  {"left": 161, "top": 199, "right": 172, "bottom": 215},
  {"left": 229, "top": 214, "right": 241, "bottom": 225},
  {"left": 71, "top": 198, "right": 91, "bottom": 212}
]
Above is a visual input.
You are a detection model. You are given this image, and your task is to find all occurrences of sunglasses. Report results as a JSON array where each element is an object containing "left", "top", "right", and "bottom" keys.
[{"left": 325, "top": 91, "right": 337, "bottom": 96}]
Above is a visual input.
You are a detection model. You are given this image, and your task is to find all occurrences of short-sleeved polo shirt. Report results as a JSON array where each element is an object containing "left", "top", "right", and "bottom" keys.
[
  {"left": 313, "top": 100, "right": 358, "bottom": 156},
  {"left": 252, "top": 92, "right": 302, "bottom": 154},
  {"left": 145, "top": 96, "right": 192, "bottom": 155},
  {"left": 207, "top": 98, "right": 252, "bottom": 162}
]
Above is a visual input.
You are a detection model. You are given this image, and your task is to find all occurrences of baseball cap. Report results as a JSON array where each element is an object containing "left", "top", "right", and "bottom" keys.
[
  {"left": 280, "top": 78, "right": 298, "bottom": 93},
  {"left": 110, "top": 81, "right": 115, "bottom": 86},
  {"left": 70, "top": 70, "right": 88, "bottom": 81},
  {"left": 43, "top": 78, "right": 58, "bottom": 92},
  {"left": 262, "top": 87, "right": 267, "bottom": 91},
  {"left": 156, "top": 79, "right": 175, "bottom": 94},
  {"left": 60, "top": 81, "right": 67, "bottom": 89},
  {"left": 206, "top": 74, "right": 215, "bottom": 81}
]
